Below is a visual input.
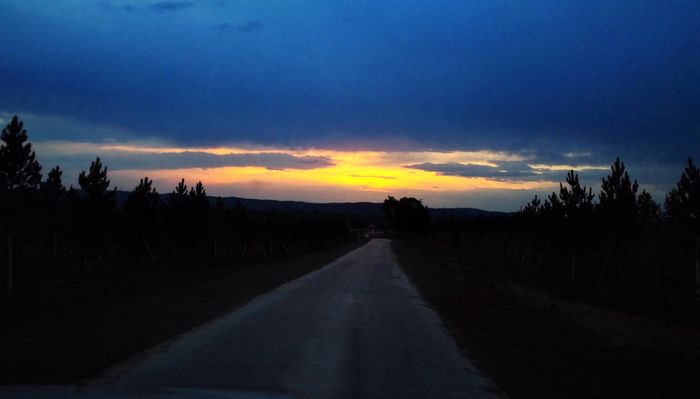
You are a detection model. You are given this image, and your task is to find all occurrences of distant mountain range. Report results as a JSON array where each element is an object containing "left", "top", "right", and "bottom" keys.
[{"left": 114, "top": 191, "right": 502, "bottom": 219}]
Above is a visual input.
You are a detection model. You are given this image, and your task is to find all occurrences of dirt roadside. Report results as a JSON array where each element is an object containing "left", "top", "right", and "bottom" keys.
[
  {"left": 391, "top": 239, "right": 700, "bottom": 399},
  {"left": 0, "top": 239, "right": 368, "bottom": 385}
]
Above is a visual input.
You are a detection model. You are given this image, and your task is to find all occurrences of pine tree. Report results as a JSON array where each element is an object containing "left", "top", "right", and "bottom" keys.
[
  {"left": 169, "top": 178, "right": 190, "bottom": 208},
  {"left": 665, "top": 158, "right": 700, "bottom": 226},
  {"left": 125, "top": 177, "right": 160, "bottom": 213},
  {"left": 78, "top": 157, "right": 116, "bottom": 209},
  {"left": 40, "top": 166, "right": 67, "bottom": 260},
  {"left": 558, "top": 170, "right": 594, "bottom": 280},
  {"left": 637, "top": 190, "right": 660, "bottom": 223},
  {"left": 189, "top": 181, "right": 209, "bottom": 210},
  {"left": 599, "top": 157, "right": 639, "bottom": 224},
  {"left": 521, "top": 195, "right": 541, "bottom": 216},
  {"left": 541, "top": 192, "right": 563, "bottom": 217},
  {"left": 559, "top": 170, "right": 594, "bottom": 218},
  {"left": 41, "top": 166, "right": 66, "bottom": 204},
  {"left": 124, "top": 177, "right": 160, "bottom": 261},
  {"left": 0, "top": 116, "right": 42, "bottom": 192},
  {"left": 0, "top": 116, "right": 43, "bottom": 293},
  {"left": 664, "top": 158, "right": 700, "bottom": 304}
]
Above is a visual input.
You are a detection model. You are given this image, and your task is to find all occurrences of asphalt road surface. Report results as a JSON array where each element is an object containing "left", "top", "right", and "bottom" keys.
[{"left": 4, "top": 239, "right": 503, "bottom": 399}]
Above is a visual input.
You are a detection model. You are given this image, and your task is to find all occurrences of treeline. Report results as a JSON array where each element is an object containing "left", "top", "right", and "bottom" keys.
[
  {"left": 432, "top": 157, "right": 700, "bottom": 324},
  {"left": 0, "top": 116, "right": 351, "bottom": 293}
]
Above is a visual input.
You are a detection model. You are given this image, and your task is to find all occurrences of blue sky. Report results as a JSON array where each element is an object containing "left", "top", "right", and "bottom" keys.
[{"left": 1, "top": 1, "right": 698, "bottom": 209}]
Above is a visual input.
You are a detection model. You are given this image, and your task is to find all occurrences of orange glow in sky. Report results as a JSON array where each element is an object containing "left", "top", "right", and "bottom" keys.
[{"left": 35, "top": 140, "right": 572, "bottom": 207}]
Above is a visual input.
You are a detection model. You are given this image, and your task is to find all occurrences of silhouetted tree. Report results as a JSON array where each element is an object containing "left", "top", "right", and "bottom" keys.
[
  {"left": 125, "top": 177, "right": 159, "bottom": 213},
  {"left": 76, "top": 157, "right": 116, "bottom": 269},
  {"left": 0, "top": 116, "right": 42, "bottom": 293},
  {"left": 559, "top": 170, "right": 594, "bottom": 219},
  {"left": 559, "top": 170, "right": 594, "bottom": 279},
  {"left": 78, "top": 157, "right": 116, "bottom": 210},
  {"left": 665, "top": 158, "right": 700, "bottom": 226},
  {"left": 168, "top": 178, "right": 189, "bottom": 209},
  {"left": 40, "top": 166, "right": 67, "bottom": 260},
  {"left": 541, "top": 192, "right": 563, "bottom": 218},
  {"left": 637, "top": 190, "right": 660, "bottom": 224},
  {"left": 664, "top": 158, "right": 700, "bottom": 304},
  {"left": 597, "top": 158, "right": 641, "bottom": 289},
  {"left": 521, "top": 195, "right": 541, "bottom": 216},
  {"left": 0, "top": 116, "right": 42, "bottom": 192},
  {"left": 599, "top": 157, "right": 639, "bottom": 228},
  {"left": 41, "top": 166, "right": 66, "bottom": 203},
  {"left": 519, "top": 195, "right": 544, "bottom": 265},
  {"left": 124, "top": 177, "right": 161, "bottom": 261},
  {"left": 383, "top": 196, "right": 430, "bottom": 234},
  {"left": 189, "top": 181, "right": 209, "bottom": 210},
  {"left": 382, "top": 196, "right": 399, "bottom": 223}
]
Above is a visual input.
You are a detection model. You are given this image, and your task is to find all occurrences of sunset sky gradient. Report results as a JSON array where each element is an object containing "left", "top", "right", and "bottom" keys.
[{"left": 1, "top": 1, "right": 698, "bottom": 210}]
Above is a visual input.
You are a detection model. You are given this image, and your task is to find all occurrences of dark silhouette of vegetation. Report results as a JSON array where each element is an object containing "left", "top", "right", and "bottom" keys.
[
  {"left": 0, "top": 116, "right": 353, "bottom": 295},
  {"left": 0, "top": 116, "right": 42, "bottom": 192},
  {"left": 78, "top": 157, "right": 116, "bottom": 210},
  {"left": 2, "top": 114, "right": 698, "bottom": 324},
  {"left": 665, "top": 158, "right": 700, "bottom": 305},
  {"left": 0, "top": 116, "right": 42, "bottom": 292},
  {"left": 431, "top": 156, "right": 700, "bottom": 326},
  {"left": 382, "top": 196, "right": 430, "bottom": 234}
]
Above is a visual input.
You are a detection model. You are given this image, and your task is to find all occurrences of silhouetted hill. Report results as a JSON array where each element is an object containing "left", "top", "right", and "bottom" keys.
[{"left": 114, "top": 191, "right": 501, "bottom": 218}]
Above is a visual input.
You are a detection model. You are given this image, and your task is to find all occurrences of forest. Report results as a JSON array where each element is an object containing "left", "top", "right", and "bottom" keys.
[
  {"left": 0, "top": 116, "right": 352, "bottom": 293},
  {"left": 431, "top": 157, "right": 700, "bottom": 325}
]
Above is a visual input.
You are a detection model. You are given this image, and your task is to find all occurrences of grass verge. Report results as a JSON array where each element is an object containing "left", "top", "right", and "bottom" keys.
[{"left": 392, "top": 238, "right": 700, "bottom": 399}]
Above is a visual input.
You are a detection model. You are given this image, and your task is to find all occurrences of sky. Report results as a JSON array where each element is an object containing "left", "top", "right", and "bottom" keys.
[{"left": 1, "top": 0, "right": 698, "bottom": 210}]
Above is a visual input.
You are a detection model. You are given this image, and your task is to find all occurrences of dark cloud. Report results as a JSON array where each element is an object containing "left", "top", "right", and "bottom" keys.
[
  {"left": 115, "top": 151, "right": 334, "bottom": 170},
  {"left": 215, "top": 21, "right": 265, "bottom": 33},
  {"left": 148, "top": 1, "right": 194, "bottom": 12},
  {"left": 1, "top": 0, "right": 698, "bottom": 198},
  {"left": 406, "top": 162, "right": 544, "bottom": 181},
  {"left": 42, "top": 151, "right": 334, "bottom": 172}
]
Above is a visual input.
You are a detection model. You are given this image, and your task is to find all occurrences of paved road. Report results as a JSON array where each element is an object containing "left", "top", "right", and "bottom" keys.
[{"left": 80, "top": 239, "right": 501, "bottom": 398}]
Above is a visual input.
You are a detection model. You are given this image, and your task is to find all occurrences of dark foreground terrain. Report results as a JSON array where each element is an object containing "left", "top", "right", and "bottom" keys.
[
  {"left": 85, "top": 239, "right": 500, "bottom": 398},
  {"left": 392, "top": 239, "right": 700, "bottom": 398},
  {"left": 0, "top": 239, "right": 366, "bottom": 384},
  {"left": 2, "top": 239, "right": 502, "bottom": 399}
]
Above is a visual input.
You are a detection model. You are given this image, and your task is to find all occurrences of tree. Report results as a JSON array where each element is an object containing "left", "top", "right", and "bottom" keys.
[
  {"left": 558, "top": 170, "right": 594, "bottom": 280},
  {"left": 125, "top": 177, "right": 160, "bottom": 213},
  {"left": 637, "top": 190, "right": 660, "bottom": 223},
  {"left": 0, "top": 116, "right": 43, "bottom": 293},
  {"left": 665, "top": 158, "right": 700, "bottom": 226},
  {"left": 664, "top": 158, "right": 700, "bottom": 304},
  {"left": 168, "top": 178, "right": 189, "bottom": 209},
  {"left": 599, "top": 157, "right": 639, "bottom": 225},
  {"left": 78, "top": 157, "right": 116, "bottom": 210},
  {"left": 40, "top": 166, "right": 67, "bottom": 260},
  {"left": 383, "top": 196, "right": 430, "bottom": 234},
  {"left": 124, "top": 177, "right": 161, "bottom": 261},
  {"left": 559, "top": 170, "right": 594, "bottom": 219},
  {"left": 41, "top": 166, "right": 66, "bottom": 203},
  {"left": 521, "top": 195, "right": 541, "bottom": 216},
  {"left": 189, "top": 181, "right": 209, "bottom": 210},
  {"left": 541, "top": 192, "right": 563, "bottom": 218},
  {"left": 0, "top": 116, "right": 42, "bottom": 192}
]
